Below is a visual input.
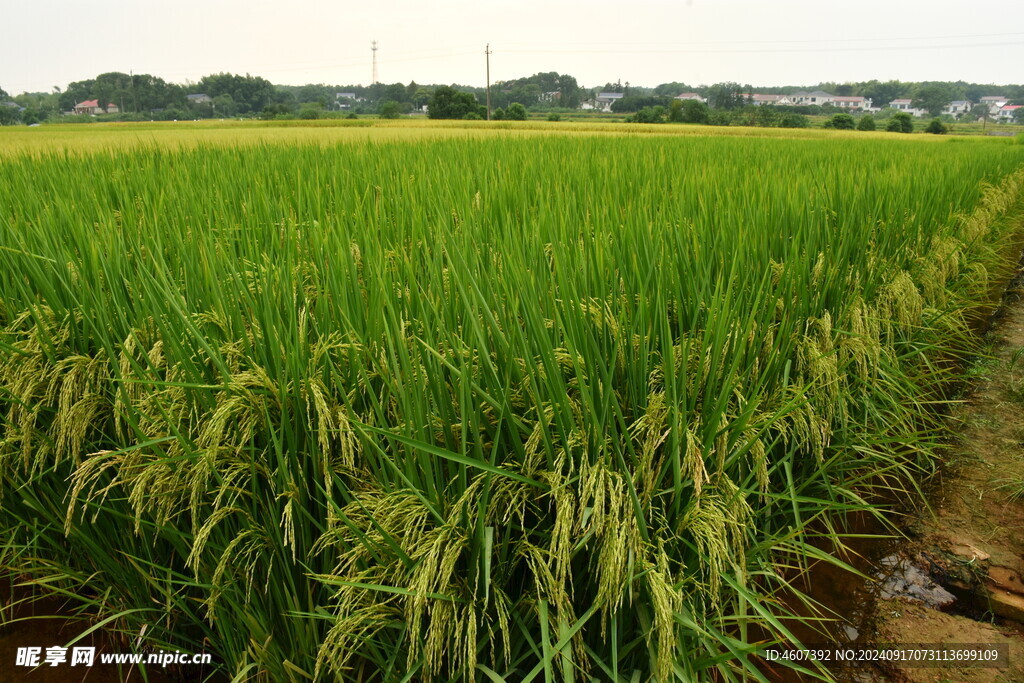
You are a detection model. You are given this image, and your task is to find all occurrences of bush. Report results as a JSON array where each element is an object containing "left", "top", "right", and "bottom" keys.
[
  {"left": 887, "top": 112, "right": 914, "bottom": 133},
  {"left": 506, "top": 103, "right": 527, "bottom": 121},
  {"left": 547, "top": 113, "right": 561, "bottom": 122},
  {"left": 492, "top": 108, "right": 505, "bottom": 121},
  {"left": 463, "top": 112, "right": 482, "bottom": 120},
  {"left": 825, "top": 113, "right": 855, "bottom": 130},
  {"left": 427, "top": 86, "right": 479, "bottom": 119},
  {"left": 298, "top": 107, "right": 321, "bottom": 120},
  {"left": 925, "top": 118, "right": 948, "bottom": 135},
  {"left": 857, "top": 115, "right": 876, "bottom": 131},
  {"left": 679, "top": 100, "right": 709, "bottom": 124},
  {"left": 708, "top": 111, "right": 733, "bottom": 126},
  {"left": 346, "top": 112, "right": 358, "bottom": 120},
  {"left": 779, "top": 113, "right": 809, "bottom": 128},
  {"left": 378, "top": 101, "right": 402, "bottom": 119}
]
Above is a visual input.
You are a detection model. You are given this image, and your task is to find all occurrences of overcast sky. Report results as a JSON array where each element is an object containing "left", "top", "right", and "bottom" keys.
[{"left": 3, "top": 0, "right": 1023, "bottom": 94}]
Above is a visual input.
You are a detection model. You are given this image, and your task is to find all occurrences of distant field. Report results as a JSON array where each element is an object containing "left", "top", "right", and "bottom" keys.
[
  {"left": 1, "top": 127, "right": 1023, "bottom": 681},
  {"left": 3, "top": 117, "right": 1014, "bottom": 157}
]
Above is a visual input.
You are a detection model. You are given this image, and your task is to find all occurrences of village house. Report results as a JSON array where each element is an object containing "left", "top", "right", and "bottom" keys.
[
  {"left": 335, "top": 93, "right": 362, "bottom": 110},
  {"left": 998, "top": 104, "right": 1022, "bottom": 122},
  {"left": 943, "top": 100, "right": 972, "bottom": 117},
  {"left": 790, "top": 90, "right": 834, "bottom": 106},
  {"left": 748, "top": 94, "right": 790, "bottom": 106},
  {"left": 832, "top": 96, "right": 872, "bottom": 111},
  {"left": 888, "top": 99, "right": 926, "bottom": 117},
  {"left": 186, "top": 93, "right": 212, "bottom": 105},
  {"left": 674, "top": 92, "right": 707, "bottom": 103},
  {"left": 72, "top": 100, "right": 119, "bottom": 115},
  {"left": 981, "top": 96, "right": 1009, "bottom": 116}
]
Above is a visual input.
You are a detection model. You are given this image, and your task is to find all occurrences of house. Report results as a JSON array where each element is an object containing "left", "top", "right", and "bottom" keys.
[
  {"left": 790, "top": 90, "right": 835, "bottom": 106},
  {"left": 335, "top": 92, "right": 361, "bottom": 110},
  {"left": 594, "top": 92, "right": 625, "bottom": 112},
  {"left": 981, "top": 96, "right": 1009, "bottom": 116},
  {"left": 674, "top": 92, "right": 706, "bottom": 103},
  {"left": 748, "top": 94, "right": 791, "bottom": 106},
  {"left": 72, "top": 100, "right": 119, "bottom": 115},
  {"left": 998, "top": 104, "right": 1022, "bottom": 122},
  {"left": 888, "top": 99, "right": 926, "bottom": 117},
  {"left": 186, "top": 93, "right": 212, "bottom": 105},
  {"left": 538, "top": 91, "right": 561, "bottom": 103},
  {"left": 943, "top": 100, "right": 972, "bottom": 117},
  {"left": 832, "top": 96, "right": 871, "bottom": 111}
]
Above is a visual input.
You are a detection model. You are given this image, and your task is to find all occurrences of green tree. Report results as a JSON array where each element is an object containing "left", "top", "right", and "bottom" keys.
[
  {"left": 668, "top": 100, "right": 684, "bottom": 123},
  {"left": 856, "top": 115, "right": 876, "bottom": 131},
  {"left": 912, "top": 85, "right": 952, "bottom": 117},
  {"left": 1013, "top": 108, "right": 1024, "bottom": 124},
  {"left": 492, "top": 107, "right": 505, "bottom": 121},
  {"left": 679, "top": 100, "right": 709, "bottom": 124},
  {"left": 378, "top": 100, "right": 402, "bottom": 119},
  {"left": 0, "top": 105, "right": 21, "bottom": 126},
  {"left": 825, "top": 113, "right": 855, "bottom": 129},
  {"left": 924, "top": 118, "right": 948, "bottom": 134},
  {"left": 427, "top": 86, "right": 478, "bottom": 119},
  {"left": 861, "top": 80, "right": 905, "bottom": 109},
  {"left": 887, "top": 112, "right": 914, "bottom": 133},
  {"left": 706, "top": 82, "right": 751, "bottom": 110},
  {"left": 506, "top": 102, "right": 527, "bottom": 120},
  {"left": 779, "top": 113, "right": 809, "bottom": 128}
]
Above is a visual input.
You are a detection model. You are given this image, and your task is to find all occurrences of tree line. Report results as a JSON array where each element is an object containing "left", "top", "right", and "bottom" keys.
[{"left": 2, "top": 72, "right": 1023, "bottom": 125}]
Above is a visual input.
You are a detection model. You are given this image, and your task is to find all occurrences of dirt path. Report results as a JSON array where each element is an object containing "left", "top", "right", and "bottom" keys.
[{"left": 857, "top": 274, "right": 1024, "bottom": 682}]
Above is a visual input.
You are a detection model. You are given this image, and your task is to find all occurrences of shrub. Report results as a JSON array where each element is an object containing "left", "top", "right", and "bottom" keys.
[
  {"left": 492, "top": 108, "right": 505, "bottom": 121},
  {"left": 825, "top": 113, "right": 855, "bottom": 130},
  {"left": 779, "top": 113, "right": 809, "bottom": 128},
  {"left": 680, "top": 100, "right": 709, "bottom": 124},
  {"left": 463, "top": 112, "right": 482, "bottom": 120},
  {"left": 547, "top": 113, "right": 561, "bottom": 122},
  {"left": 378, "top": 101, "right": 401, "bottom": 119},
  {"left": 506, "top": 103, "right": 527, "bottom": 121},
  {"left": 925, "top": 118, "right": 948, "bottom": 135},
  {"left": 857, "top": 115, "right": 876, "bottom": 131},
  {"left": 887, "top": 112, "right": 914, "bottom": 133}
]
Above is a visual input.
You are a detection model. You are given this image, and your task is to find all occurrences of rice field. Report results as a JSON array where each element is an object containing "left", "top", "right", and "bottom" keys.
[{"left": 1, "top": 124, "right": 1023, "bottom": 681}]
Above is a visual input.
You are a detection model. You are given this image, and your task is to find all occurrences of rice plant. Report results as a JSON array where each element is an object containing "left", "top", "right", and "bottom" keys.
[{"left": 0, "top": 130, "right": 1022, "bottom": 681}]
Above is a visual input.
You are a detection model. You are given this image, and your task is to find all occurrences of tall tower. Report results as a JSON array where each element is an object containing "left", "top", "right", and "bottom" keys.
[{"left": 371, "top": 40, "right": 379, "bottom": 85}]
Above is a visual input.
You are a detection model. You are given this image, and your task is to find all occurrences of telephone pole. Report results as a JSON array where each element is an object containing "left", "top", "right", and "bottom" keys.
[
  {"left": 371, "top": 40, "right": 379, "bottom": 85},
  {"left": 485, "top": 44, "right": 492, "bottom": 120}
]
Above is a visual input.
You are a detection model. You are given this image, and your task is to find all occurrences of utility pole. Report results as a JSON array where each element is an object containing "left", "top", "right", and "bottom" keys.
[
  {"left": 485, "top": 44, "right": 492, "bottom": 120},
  {"left": 371, "top": 40, "right": 378, "bottom": 85}
]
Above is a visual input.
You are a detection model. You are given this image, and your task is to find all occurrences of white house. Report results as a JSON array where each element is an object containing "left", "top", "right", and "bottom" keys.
[
  {"left": 790, "top": 90, "right": 835, "bottom": 106},
  {"left": 674, "top": 92, "right": 706, "bottom": 103},
  {"left": 998, "top": 104, "right": 1022, "bottom": 122},
  {"left": 943, "top": 100, "right": 972, "bottom": 117},
  {"left": 888, "top": 99, "right": 926, "bottom": 117},
  {"left": 335, "top": 92, "right": 362, "bottom": 110},
  {"left": 749, "top": 94, "right": 786, "bottom": 106},
  {"left": 981, "top": 96, "right": 1009, "bottom": 116},
  {"left": 186, "top": 93, "right": 212, "bottom": 105},
  {"left": 594, "top": 92, "right": 624, "bottom": 112},
  {"left": 72, "top": 100, "right": 119, "bottom": 115},
  {"left": 832, "top": 96, "right": 871, "bottom": 111}
]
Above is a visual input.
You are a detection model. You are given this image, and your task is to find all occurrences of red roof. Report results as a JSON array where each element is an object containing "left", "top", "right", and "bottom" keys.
[
  {"left": 1001, "top": 104, "right": 1023, "bottom": 110},
  {"left": 75, "top": 100, "right": 116, "bottom": 108}
]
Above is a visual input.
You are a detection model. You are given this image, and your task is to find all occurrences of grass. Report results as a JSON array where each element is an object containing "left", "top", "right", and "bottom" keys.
[{"left": 0, "top": 126, "right": 1023, "bottom": 681}]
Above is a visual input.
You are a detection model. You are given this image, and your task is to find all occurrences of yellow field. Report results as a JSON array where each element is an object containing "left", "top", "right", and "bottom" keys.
[{"left": 0, "top": 117, "right": 989, "bottom": 157}]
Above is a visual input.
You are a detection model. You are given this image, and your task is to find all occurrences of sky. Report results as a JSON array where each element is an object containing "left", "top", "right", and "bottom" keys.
[{"left": 3, "top": 0, "right": 1024, "bottom": 95}]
